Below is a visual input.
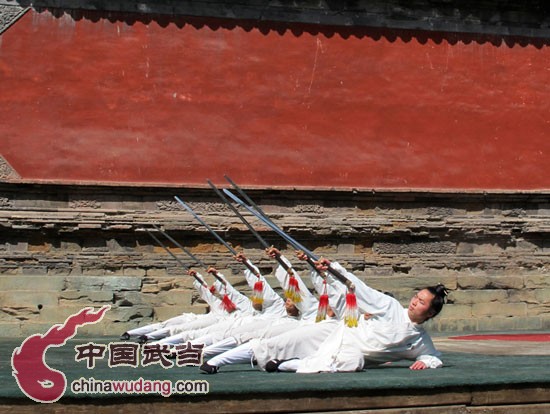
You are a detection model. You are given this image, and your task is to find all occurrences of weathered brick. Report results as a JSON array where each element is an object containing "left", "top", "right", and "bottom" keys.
[
  {"left": 472, "top": 303, "right": 526, "bottom": 318},
  {"left": 451, "top": 290, "right": 508, "bottom": 304},
  {"left": 524, "top": 274, "right": 550, "bottom": 288},
  {"left": 0, "top": 306, "right": 39, "bottom": 322},
  {"left": 541, "top": 316, "right": 550, "bottom": 330},
  {"left": 37, "top": 305, "right": 98, "bottom": 322},
  {"left": 123, "top": 267, "right": 146, "bottom": 277},
  {"left": 21, "top": 266, "right": 48, "bottom": 275},
  {"left": 75, "top": 322, "right": 107, "bottom": 336},
  {"left": 435, "top": 318, "right": 477, "bottom": 332},
  {"left": 507, "top": 289, "right": 539, "bottom": 304},
  {"left": 65, "top": 276, "right": 142, "bottom": 291},
  {"left": 477, "top": 317, "right": 516, "bottom": 331},
  {"left": 485, "top": 276, "right": 525, "bottom": 290},
  {"left": 457, "top": 275, "right": 524, "bottom": 290},
  {"left": 365, "top": 275, "right": 458, "bottom": 293},
  {"left": 142, "top": 284, "right": 161, "bottom": 294},
  {"left": 105, "top": 306, "right": 154, "bottom": 323},
  {"left": 145, "top": 267, "right": 171, "bottom": 277},
  {"left": 114, "top": 291, "right": 144, "bottom": 306},
  {"left": 7, "top": 242, "right": 28, "bottom": 252},
  {"left": 1, "top": 186, "right": 548, "bottom": 338},
  {"left": 0, "top": 275, "right": 65, "bottom": 291},
  {"left": 103, "top": 321, "right": 154, "bottom": 337},
  {"left": 59, "top": 290, "right": 113, "bottom": 303},
  {"left": 20, "top": 322, "right": 63, "bottom": 336},
  {"left": 153, "top": 305, "right": 208, "bottom": 322},
  {"left": 0, "top": 291, "right": 59, "bottom": 307},
  {"left": 512, "top": 316, "right": 542, "bottom": 331},
  {"left": 526, "top": 303, "right": 550, "bottom": 316},
  {"left": 148, "top": 290, "right": 192, "bottom": 307},
  {"left": 535, "top": 288, "right": 550, "bottom": 303},
  {"left": 438, "top": 304, "right": 472, "bottom": 319},
  {"left": 337, "top": 243, "right": 355, "bottom": 254},
  {"left": 0, "top": 322, "right": 23, "bottom": 337}
]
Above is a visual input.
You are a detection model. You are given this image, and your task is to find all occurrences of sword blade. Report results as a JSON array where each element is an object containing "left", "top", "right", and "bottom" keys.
[
  {"left": 223, "top": 189, "right": 351, "bottom": 286},
  {"left": 151, "top": 224, "right": 207, "bottom": 269},
  {"left": 174, "top": 196, "right": 238, "bottom": 256},
  {"left": 223, "top": 189, "right": 318, "bottom": 259},
  {"left": 207, "top": 179, "right": 270, "bottom": 250},
  {"left": 146, "top": 229, "right": 206, "bottom": 286}
]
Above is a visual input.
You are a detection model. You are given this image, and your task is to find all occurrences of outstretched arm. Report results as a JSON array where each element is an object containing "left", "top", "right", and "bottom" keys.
[
  {"left": 234, "top": 252, "right": 285, "bottom": 316},
  {"left": 315, "top": 259, "right": 397, "bottom": 316}
]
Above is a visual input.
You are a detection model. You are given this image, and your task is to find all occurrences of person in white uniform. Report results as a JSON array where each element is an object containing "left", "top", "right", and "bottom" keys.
[
  {"left": 145, "top": 267, "right": 256, "bottom": 343},
  {"left": 198, "top": 249, "right": 339, "bottom": 358},
  {"left": 121, "top": 270, "right": 225, "bottom": 340},
  {"left": 150, "top": 256, "right": 289, "bottom": 346},
  {"left": 200, "top": 258, "right": 447, "bottom": 374},
  {"left": 152, "top": 249, "right": 322, "bottom": 348}
]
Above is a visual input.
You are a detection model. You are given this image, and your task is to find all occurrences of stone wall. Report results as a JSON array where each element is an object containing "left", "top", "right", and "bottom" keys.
[{"left": 0, "top": 182, "right": 548, "bottom": 337}]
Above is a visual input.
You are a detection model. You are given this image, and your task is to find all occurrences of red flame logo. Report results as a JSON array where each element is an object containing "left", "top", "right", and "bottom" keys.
[{"left": 11, "top": 306, "right": 110, "bottom": 403}]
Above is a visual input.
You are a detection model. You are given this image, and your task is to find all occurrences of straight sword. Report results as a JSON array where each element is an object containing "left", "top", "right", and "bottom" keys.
[
  {"left": 145, "top": 228, "right": 207, "bottom": 287},
  {"left": 223, "top": 188, "right": 351, "bottom": 287},
  {"left": 207, "top": 179, "right": 294, "bottom": 275},
  {"left": 151, "top": 223, "right": 227, "bottom": 286}
]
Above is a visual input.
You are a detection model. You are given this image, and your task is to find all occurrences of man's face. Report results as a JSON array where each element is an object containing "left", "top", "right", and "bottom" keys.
[
  {"left": 285, "top": 298, "right": 299, "bottom": 316},
  {"left": 408, "top": 289, "right": 435, "bottom": 323}
]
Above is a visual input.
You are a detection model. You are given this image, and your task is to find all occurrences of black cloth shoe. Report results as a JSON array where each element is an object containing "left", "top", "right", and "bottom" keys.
[
  {"left": 120, "top": 332, "right": 130, "bottom": 340},
  {"left": 199, "top": 362, "right": 219, "bottom": 374},
  {"left": 138, "top": 335, "right": 149, "bottom": 344},
  {"left": 265, "top": 358, "right": 298, "bottom": 373},
  {"left": 265, "top": 359, "right": 283, "bottom": 373}
]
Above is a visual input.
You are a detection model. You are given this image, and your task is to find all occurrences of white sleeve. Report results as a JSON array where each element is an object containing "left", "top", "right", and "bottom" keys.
[
  {"left": 244, "top": 260, "right": 285, "bottom": 317},
  {"left": 273, "top": 255, "right": 318, "bottom": 319},
  {"left": 309, "top": 267, "right": 325, "bottom": 296},
  {"left": 329, "top": 262, "right": 398, "bottom": 316},
  {"left": 417, "top": 354, "right": 443, "bottom": 369},
  {"left": 213, "top": 272, "right": 254, "bottom": 315},
  {"left": 193, "top": 275, "right": 223, "bottom": 314},
  {"left": 415, "top": 332, "right": 443, "bottom": 368},
  {"left": 273, "top": 255, "right": 315, "bottom": 300},
  {"left": 322, "top": 273, "right": 348, "bottom": 319}
]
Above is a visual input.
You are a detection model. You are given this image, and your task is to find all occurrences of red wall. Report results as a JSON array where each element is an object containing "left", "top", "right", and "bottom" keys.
[{"left": 0, "top": 10, "right": 548, "bottom": 190}]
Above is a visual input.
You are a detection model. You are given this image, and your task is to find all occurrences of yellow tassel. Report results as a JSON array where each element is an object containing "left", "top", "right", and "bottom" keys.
[
  {"left": 344, "top": 290, "right": 359, "bottom": 328},
  {"left": 284, "top": 273, "right": 302, "bottom": 303},
  {"left": 315, "top": 280, "right": 329, "bottom": 322},
  {"left": 251, "top": 279, "right": 264, "bottom": 306}
]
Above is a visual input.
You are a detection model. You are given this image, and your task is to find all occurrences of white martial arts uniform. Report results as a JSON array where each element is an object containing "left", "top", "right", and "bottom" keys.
[
  {"left": 208, "top": 263, "right": 442, "bottom": 373},
  {"left": 201, "top": 257, "right": 330, "bottom": 358},
  {"left": 308, "top": 265, "right": 348, "bottom": 319},
  {"left": 155, "top": 262, "right": 288, "bottom": 346},
  {"left": 124, "top": 274, "right": 223, "bottom": 338},
  {"left": 280, "top": 263, "right": 443, "bottom": 372},
  {"left": 273, "top": 255, "right": 318, "bottom": 320},
  {"left": 150, "top": 271, "right": 255, "bottom": 343}
]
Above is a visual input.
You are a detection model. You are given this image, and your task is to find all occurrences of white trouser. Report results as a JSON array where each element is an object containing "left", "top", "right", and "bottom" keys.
[
  {"left": 202, "top": 337, "right": 238, "bottom": 358},
  {"left": 278, "top": 359, "right": 300, "bottom": 372},
  {"left": 126, "top": 313, "right": 200, "bottom": 337},
  {"left": 207, "top": 342, "right": 254, "bottom": 367},
  {"left": 168, "top": 313, "right": 223, "bottom": 335},
  {"left": 125, "top": 322, "right": 163, "bottom": 337},
  {"left": 206, "top": 342, "right": 301, "bottom": 371},
  {"left": 146, "top": 327, "right": 172, "bottom": 340}
]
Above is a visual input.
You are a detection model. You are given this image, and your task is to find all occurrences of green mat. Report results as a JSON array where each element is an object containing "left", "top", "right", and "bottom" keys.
[{"left": 1, "top": 336, "right": 549, "bottom": 402}]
